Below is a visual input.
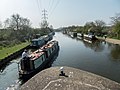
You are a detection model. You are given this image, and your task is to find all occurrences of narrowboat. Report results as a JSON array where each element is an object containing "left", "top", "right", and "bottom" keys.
[
  {"left": 42, "top": 35, "right": 50, "bottom": 43},
  {"left": 18, "top": 40, "right": 59, "bottom": 79},
  {"left": 84, "top": 34, "right": 97, "bottom": 41},
  {"left": 30, "top": 33, "right": 54, "bottom": 48},
  {"left": 30, "top": 37, "right": 45, "bottom": 48}
]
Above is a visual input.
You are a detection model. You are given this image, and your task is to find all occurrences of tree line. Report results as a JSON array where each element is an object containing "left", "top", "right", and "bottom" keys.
[
  {"left": 0, "top": 14, "right": 52, "bottom": 49},
  {"left": 0, "top": 13, "right": 120, "bottom": 49},
  {"left": 62, "top": 13, "right": 120, "bottom": 39}
]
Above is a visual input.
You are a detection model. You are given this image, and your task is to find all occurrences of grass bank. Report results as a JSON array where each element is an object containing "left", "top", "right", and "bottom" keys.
[{"left": 0, "top": 42, "right": 30, "bottom": 60}]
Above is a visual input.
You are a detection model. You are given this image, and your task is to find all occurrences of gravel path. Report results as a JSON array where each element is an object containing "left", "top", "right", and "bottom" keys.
[
  {"left": 106, "top": 38, "right": 120, "bottom": 45},
  {"left": 97, "top": 37, "right": 120, "bottom": 45}
]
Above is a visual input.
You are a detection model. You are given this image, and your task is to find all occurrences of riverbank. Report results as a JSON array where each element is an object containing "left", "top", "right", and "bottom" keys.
[
  {"left": 0, "top": 42, "right": 30, "bottom": 60},
  {"left": 20, "top": 66, "right": 120, "bottom": 90},
  {"left": 0, "top": 42, "right": 30, "bottom": 68},
  {"left": 97, "top": 37, "right": 120, "bottom": 45}
]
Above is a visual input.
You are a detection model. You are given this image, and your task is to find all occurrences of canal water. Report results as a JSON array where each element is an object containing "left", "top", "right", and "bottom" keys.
[{"left": 0, "top": 32, "right": 120, "bottom": 90}]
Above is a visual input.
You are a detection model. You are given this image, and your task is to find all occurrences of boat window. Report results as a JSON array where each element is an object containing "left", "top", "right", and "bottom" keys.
[
  {"left": 30, "top": 61, "right": 34, "bottom": 70},
  {"left": 32, "top": 41, "right": 37, "bottom": 46},
  {"left": 54, "top": 45, "right": 56, "bottom": 49},
  {"left": 36, "top": 41, "right": 38, "bottom": 46},
  {"left": 42, "top": 55, "right": 45, "bottom": 61},
  {"left": 38, "top": 40, "right": 40, "bottom": 45},
  {"left": 50, "top": 48, "right": 53, "bottom": 53},
  {"left": 34, "top": 57, "right": 43, "bottom": 69},
  {"left": 52, "top": 47, "right": 54, "bottom": 51},
  {"left": 47, "top": 49, "right": 51, "bottom": 57},
  {"left": 54, "top": 44, "right": 57, "bottom": 49}
]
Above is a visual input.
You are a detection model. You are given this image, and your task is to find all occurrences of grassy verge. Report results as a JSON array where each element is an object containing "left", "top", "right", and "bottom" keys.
[{"left": 0, "top": 42, "right": 30, "bottom": 60}]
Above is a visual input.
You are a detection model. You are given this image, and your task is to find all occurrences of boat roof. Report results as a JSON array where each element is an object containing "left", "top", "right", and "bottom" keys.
[
  {"left": 41, "top": 40, "right": 57, "bottom": 49},
  {"left": 32, "top": 37, "right": 44, "bottom": 41},
  {"left": 29, "top": 40, "right": 58, "bottom": 61},
  {"left": 29, "top": 49, "right": 45, "bottom": 60}
]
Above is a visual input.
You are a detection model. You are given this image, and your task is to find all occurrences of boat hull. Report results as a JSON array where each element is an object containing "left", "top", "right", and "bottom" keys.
[{"left": 19, "top": 45, "right": 59, "bottom": 79}]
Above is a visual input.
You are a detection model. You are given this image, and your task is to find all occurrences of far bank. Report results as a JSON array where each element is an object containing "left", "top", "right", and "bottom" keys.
[{"left": 97, "top": 37, "right": 120, "bottom": 45}]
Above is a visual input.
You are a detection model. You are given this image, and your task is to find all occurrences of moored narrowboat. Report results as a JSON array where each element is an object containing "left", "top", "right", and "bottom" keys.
[
  {"left": 18, "top": 40, "right": 59, "bottom": 79},
  {"left": 30, "top": 33, "right": 54, "bottom": 48},
  {"left": 30, "top": 37, "right": 45, "bottom": 48}
]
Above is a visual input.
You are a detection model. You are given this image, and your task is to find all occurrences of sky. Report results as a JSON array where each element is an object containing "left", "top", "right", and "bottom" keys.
[{"left": 0, "top": 0, "right": 120, "bottom": 28}]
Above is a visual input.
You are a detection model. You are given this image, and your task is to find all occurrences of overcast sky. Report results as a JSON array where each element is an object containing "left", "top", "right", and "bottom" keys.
[{"left": 0, "top": 0, "right": 120, "bottom": 28}]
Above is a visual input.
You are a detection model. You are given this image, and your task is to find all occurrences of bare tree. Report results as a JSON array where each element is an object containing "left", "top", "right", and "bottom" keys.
[
  {"left": 4, "top": 18, "right": 10, "bottom": 29},
  {"left": 95, "top": 20, "right": 105, "bottom": 28},
  {"left": 4, "top": 14, "right": 31, "bottom": 30},
  {"left": 110, "top": 13, "right": 120, "bottom": 38},
  {"left": 40, "top": 20, "right": 49, "bottom": 29},
  {"left": 110, "top": 13, "right": 120, "bottom": 25},
  {"left": 0, "top": 20, "right": 2, "bottom": 29},
  {"left": 10, "top": 14, "right": 21, "bottom": 30},
  {"left": 84, "top": 22, "right": 95, "bottom": 34},
  {"left": 94, "top": 20, "right": 106, "bottom": 35}
]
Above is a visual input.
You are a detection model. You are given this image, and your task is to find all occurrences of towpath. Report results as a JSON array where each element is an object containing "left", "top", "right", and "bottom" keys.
[{"left": 97, "top": 37, "right": 120, "bottom": 45}]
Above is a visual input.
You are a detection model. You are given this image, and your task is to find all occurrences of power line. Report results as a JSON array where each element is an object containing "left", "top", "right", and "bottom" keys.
[
  {"left": 47, "top": 0, "right": 53, "bottom": 12},
  {"left": 48, "top": 0, "right": 55, "bottom": 15},
  {"left": 49, "top": 0, "right": 61, "bottom": 17},
  {"left": 39, "top": 0, "right": 42, "bottom": 11},
  {"left": 36, "top": 0, "right": 41, "bottom": 16},
  {"left": 36, "top": 0, "right": 43, "bottom": 19}
]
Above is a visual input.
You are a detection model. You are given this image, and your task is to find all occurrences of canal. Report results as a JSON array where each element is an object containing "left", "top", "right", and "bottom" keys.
[{"left": 0, "top": 32, "right": 120, "bottom": 90}]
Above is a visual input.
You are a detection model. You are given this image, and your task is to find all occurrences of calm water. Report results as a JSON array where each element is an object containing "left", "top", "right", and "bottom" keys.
[
  {"left": 0, "top": 32, "right": 120, "bottom": 90},
  {"left": 52, "top": 32, "right": 120, "bottom": 83}
]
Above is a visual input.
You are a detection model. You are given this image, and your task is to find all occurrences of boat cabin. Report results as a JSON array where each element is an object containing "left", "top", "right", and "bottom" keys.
[
  {"left": 31, "top": 37, "right": 45, "bottom": 47},
  {"left": 19, "top": 40, "right": 59, "bottom": 78}
]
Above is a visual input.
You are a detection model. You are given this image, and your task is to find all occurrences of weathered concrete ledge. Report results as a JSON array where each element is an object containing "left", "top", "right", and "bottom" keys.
[{"left": 20, "top": 66, "right": 120, "bottom": 90}]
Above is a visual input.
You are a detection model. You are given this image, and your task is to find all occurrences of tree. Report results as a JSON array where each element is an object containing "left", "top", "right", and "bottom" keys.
[
  {"left": 49, "top": 25, "right": 53, "bottom": 29},
  {"left": 83, "top": 22, "right": 95, "bottom": 34},
  {"left": 4, "top": 18, "right": 10, "bottom": 29},
  {"left": 111, "top": 13, "right": 120, "bottom": 39},
  {"left": 5, "top": 14, "right": 31, "bottom": 31},
  {"left": 19, "top": 18, "right": 31, "bottom": 30},
  {"left": 3, "top": 14, "right": 32, "bottom": 42},
  {"left": 110, "top": 13, "right": 120, "bottom": 25},
  {"left": 10, "top": 14, "right": 21, "bottom": 30},
  {"left": 95, "top": 20, "right": 105, "bottom": 29},
  {"left": 83, "top": 20, "right": 105, "bottom": 36},
  {"left": 94, "top": 20, "right": 106, "bottom": 35},
  {"left": 40, "top": 20, "right": 49, "bottom": 29},
  {"left": 113, "top": 21, "right": 120, "bottom": 38},
  {"left": 0, "top": 20, "right": 2, "bottom": 29}
]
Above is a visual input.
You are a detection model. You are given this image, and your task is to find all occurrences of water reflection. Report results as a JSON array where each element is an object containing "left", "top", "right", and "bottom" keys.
[
  {"left": 54, "top": 32, "right": 120, "bottom": 83},
  {"left": 110, "top": 44, "right": 120, "bottom": 60},
  {"left": 82, "top": 40, "right": 105, "bottom": 52},
  {"left": 0, "top": 63, "right": 10, "bottom": 73},
  {"left": 66, "top": 33, "right": 120, "bottom": 60},
  {"left": 82, "top": 39, "right": 120, "bottom": 60},
  {"left": 0, "top": 61, "right": 19, "bottom": 90},
  {"left": 66, "top": 33, "right": 105, "bottom": 52}
]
